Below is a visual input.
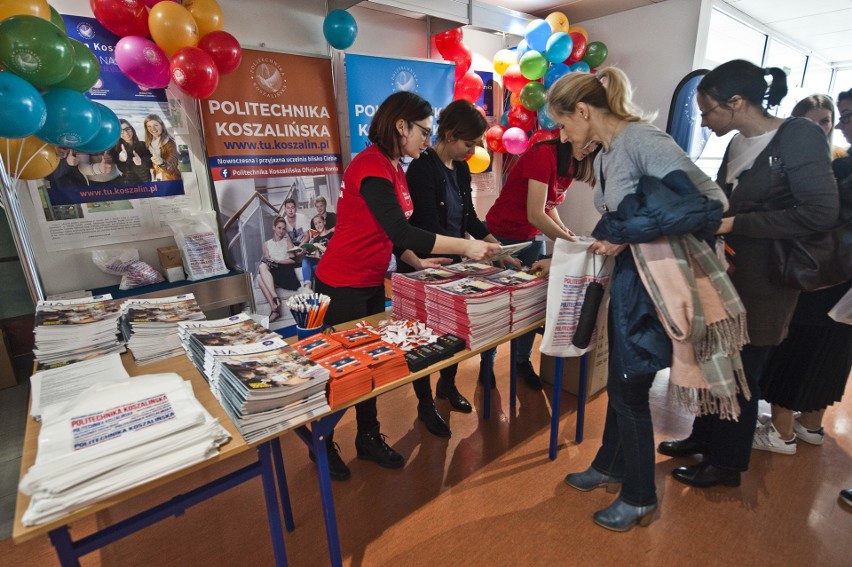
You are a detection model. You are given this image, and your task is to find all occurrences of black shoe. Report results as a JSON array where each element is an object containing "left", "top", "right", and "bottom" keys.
[
  {"left": 671, "top": 461, "right": 741, "bottom": 488},
  {"left": 478, "top": 363, "right": 497, "bottom": 388},
  {"left": 417, "top": 404, "right": 452, "bottom": 437},
  {"left": 658, "top": 437, "right": 708, "bottom": 458},
  {"left": 435, "top": 380, "right": 472, "bottom": 413},
  {"left": 840, "top": 489, "right": 852, "bottom": 508},
  {"left": 308, "top": 440, "right": 351, "bottom": 481},
  {"left": 516, "top": 361, "right": 542, "bottom": 390},
  {"left": 355, "top": 426, "right": 405, "bottom": 468}
]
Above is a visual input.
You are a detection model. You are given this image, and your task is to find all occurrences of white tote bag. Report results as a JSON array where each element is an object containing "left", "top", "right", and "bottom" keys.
[{"left": 539, "top": 237, "right": 612, "bottom": 357}]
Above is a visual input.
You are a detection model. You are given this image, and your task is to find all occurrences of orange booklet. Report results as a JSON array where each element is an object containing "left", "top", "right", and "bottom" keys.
[
  {"left": 330, "top": 327, "right": 381, "bottom": 349},
  {"left": 292, "top": 334, "right": 343, "bottom": 361}
]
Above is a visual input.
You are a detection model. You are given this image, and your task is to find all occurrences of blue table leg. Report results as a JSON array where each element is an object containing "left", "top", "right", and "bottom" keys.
[
  {"left": 49, "top": 527, "right": 80, "bottom": 567},
  {"left": 295, "top": 410, "right": 346, "bottom": 567},
  {"left": 257, "top": 442, "right": 288, "bottom": 567},
  {"left": 576, "top": 353, "right": 589, "bottom": 444},
  {"left": 270, "top": 438, "right": 295, "bottom": 532},
  {"left": 509, "top": 346, "right": 517, "bottom": 412},
  {"left": 483, "top": 360, "right": 493, "bottom": 420},
  {"left": 548, "top": 357, "right": 564, "bottom": 461}
]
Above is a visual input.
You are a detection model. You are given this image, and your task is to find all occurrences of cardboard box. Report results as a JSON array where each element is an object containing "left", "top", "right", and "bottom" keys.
[
  {"left": 540, "top": 320, "right": 609, "bottom": 399},
  {"left": 157, "top": 246, "right": 184, "bottom": 269}
]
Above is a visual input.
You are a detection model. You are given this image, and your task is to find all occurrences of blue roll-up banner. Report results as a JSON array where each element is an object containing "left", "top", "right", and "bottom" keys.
[{"left": 345, "top": 54, "right": 454, "bottom": 157}]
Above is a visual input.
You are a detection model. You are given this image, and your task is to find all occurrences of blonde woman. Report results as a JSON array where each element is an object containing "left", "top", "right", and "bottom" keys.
[{"left": 144, "top": 114, "right": 181, "bottom": 181}]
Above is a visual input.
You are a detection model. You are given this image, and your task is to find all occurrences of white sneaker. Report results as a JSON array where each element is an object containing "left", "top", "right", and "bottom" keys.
[
  {"left": 752, "top": 422, "right": 797, "bottom": 455},
  {"left": 793, "top": 420, "right": 824, "bottom": 446}
]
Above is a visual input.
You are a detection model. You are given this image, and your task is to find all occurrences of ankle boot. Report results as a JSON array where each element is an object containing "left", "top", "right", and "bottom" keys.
[
  {"left": 564, "top": 467, "right": 621, "bottom": 493},
  {"left": 593, "top": 498, "right": 657, "bottom": 532},
  {"left": 308, "top": 434, "right": 351, "bottom": 481},
  {"left": 435, "top": 378, "right": 472, "bottom": 413},
  {"left": 355, "top": 426, "right": 404, "bottom": 469},
  {"left": 417, "top": 403, "right": 451, "bottom": 437}
]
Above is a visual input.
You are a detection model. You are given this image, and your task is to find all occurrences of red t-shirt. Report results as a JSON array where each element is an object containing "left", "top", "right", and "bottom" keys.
[
  {"left": 316, "top": 145, "right": 414, "bottom": 287},
  {"left": 485, "top": 143, "right": 574, "bottom": 240}
]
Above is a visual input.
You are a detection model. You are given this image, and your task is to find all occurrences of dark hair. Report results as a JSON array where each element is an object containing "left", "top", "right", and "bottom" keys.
[
  {"left": 536, "top": 138, "right": 597, "bottom": 185},
  {"left": 368, "top": 91, "right": 433, "bottom": 158},
  {"left": 838, "top": 88, "right": 852, "bottom": 105},
  {"left": 697, "top": 59, "right": 787, "bottom": 112},
  {"left": 284, "top": 197, "right": 296, "bottom": 207},
  {"left": 436, "top": 100, "right": 488, "bottom": 142},
  {"left": 118, "top": 119, "right": 140, "bottom": 144}
]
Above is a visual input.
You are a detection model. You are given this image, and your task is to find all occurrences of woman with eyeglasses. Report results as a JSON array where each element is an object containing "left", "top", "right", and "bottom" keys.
[
  {"left": 313, "top": 91, "right": 500, "bottom": 481},
  {"left": 658, "top": 61, "right": 838, "bottom": 486},
  {"left": 110, "top": 119, "right": 153, "bottom": 183}
]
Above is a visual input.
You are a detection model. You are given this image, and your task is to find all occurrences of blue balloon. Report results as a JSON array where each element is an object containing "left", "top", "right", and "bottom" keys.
[
  {"left": 525, "top": 19, "right": 552, "bottom": 52},
  {"left": 544, "top": 63, "right": 570, "bottom": 90},
  {"left": 323, "top": 9, "right": 358, "bottom": 50},
  {"left": 538, "top": 104, "right": 557, "bottom": 129},
  {"left": 515, "top": 39, "right": 530, "bottom": 60},
  {"left": 37, "top": 88, "right": 100, "bottom": 148},
  {"left": 0, "top": 71, "right": 47, "bottom": 138},
  {"left": 570, "top": 61, "right": 591, "bottom": 74},
  {"left": 73, "top": 103, "right": 120, "bottom": 154},
  {"left": 500, "top": 110, "right": 510, "bottom": 128},
  {"left": 545, "top": 32, "right": 573, "bottom": 64}
]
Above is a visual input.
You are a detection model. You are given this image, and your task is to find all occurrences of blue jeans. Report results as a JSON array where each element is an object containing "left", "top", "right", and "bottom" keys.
[{"left": 482, "top": 233, "right": 544, "bottom": 365}]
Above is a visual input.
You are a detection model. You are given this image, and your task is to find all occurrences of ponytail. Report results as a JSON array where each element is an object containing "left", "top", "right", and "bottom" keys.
[
  {"left": 698, "top": 59, "right": 787, "bottom": 113},
  {"left": 547, "top": 66, "right": 656, "bottom": 123}
]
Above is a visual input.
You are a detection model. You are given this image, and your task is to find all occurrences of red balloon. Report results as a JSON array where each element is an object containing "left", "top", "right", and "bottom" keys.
[
  {"left": 454, "top": 72, "right": 483, "bottom": 103},
  {"left": 90, "top": 0, "right": 149, "bottom": 37},
  {"left": 503, "top": 64, "right": 530, "bottom": 93},
  {"left": 566, "top": 32, "right": 587, "bottom": 63},
  {"left": 529, "top": 129, "right": 559, "bottom": 146},
  {"left": 170, "top": 47, "right": 219, "bottom": 98},
  {"left": 443, "top": 42, "right": 471, "bottom": 80},
  {"left": 508, "top": 105, "right": 536, "bottom": 131},
  {"left": 198, "top": 31, "right": 242, "bottom": 75},
  {"left": 485, "top": 125, "right": 507, "bottom": 153},
  {"left": 434, "top": 28, "right": 463, "bottom": 58}
]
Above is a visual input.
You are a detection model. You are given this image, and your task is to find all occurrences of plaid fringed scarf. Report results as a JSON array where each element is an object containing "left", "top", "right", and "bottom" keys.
[{"left": 632, "top": 235, "right": 750, "bottom": 420}]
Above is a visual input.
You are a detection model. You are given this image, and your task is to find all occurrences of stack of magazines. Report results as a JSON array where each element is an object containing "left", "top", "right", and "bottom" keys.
[
  {"left": 120, "top": 294, "right": 206, "bottom": 364},
  {"left": 444, "top": 261, "right": 504, "bottom": 278},
  {"left": 19, "top": 372, "right": 230, "bottom": 526},
  {"left": 425, "top": 277, "right": 511, "bottom": 350},
  {"left": 350, "top": 341, "right": 409, "bottom": 388},
  {"left": 481, "top": 269, "right": 548, "bottom": 331},
  {"left": 317, "top": 349, "right": 374, "bottom": 407},
  {"left": 33, "top": 294, "right": 124, "bottom": 369},
  {"left": 391, "top": 268, "right": 461, "bottom": 321},
  {"left": 202, "top": 338, "right": 330, "bottom": 443}
]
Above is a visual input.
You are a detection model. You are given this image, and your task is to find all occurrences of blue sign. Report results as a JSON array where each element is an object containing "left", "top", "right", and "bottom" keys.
[{"left": 345, "top": 54, "right": 454, "bottom": 155}]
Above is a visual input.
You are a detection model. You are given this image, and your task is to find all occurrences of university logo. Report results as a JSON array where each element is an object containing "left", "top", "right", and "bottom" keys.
[
  {"left": 391, "top": 66, "right": 418, "bottom": 93},
  {"left": 250, "top": 57, "right": 286, "bottom": 99},
  {"left": 76, "top": 22, "right": 95, "bottom": 40},
  {"left": 12, "top": 50, "right": 40, "bottom": 74}
]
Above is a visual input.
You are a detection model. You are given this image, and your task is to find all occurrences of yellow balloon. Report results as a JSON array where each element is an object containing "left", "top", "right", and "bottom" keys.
[
  {"left": 1, "top": 136, "right": 59, "bottom": 180},
  {"left": 149, "top": 2, "right": 199, "bottom": 57},
  {"left": 467, "top": 146, "right": 490, "bottom": 174},
  {"left": 184, "top": 0, "right": 225, "bottom": 38},
  {"left": 568, "top": 25, "right": 589, "bottom": 41},
  {"left": 492, "top": 48, "right": 517, "bottom": 76},
  {"left": 545, "top": 12, "right": 569, "bottom": 34},
  {"left": 0, "top": 0, "right": 50, "bottom": 22}
]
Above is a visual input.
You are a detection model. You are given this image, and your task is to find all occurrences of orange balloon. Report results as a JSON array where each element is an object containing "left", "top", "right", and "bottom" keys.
[
  {"left": 0, "top": 0, "right": 50, "bottom": 22},
  {"left": 509, "top": 91, "right": 521, "bottom": 107},
  {"left": 1, "top": 136, "right": 59, "bottom": 180},
  {"left": 149, "top": 2, "right": 199, "bottom": 57},
  {"left": 545, "top": 12, "right": 569, "bottom": 34},
  {"left": 185, "top": 0, "right": 225, "bottom": 38},
  {"left": 568, "top": 25, "right": 589, "bottom": 41}
]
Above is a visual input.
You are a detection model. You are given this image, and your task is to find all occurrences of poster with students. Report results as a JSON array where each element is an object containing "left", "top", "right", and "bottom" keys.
[{"left": 200, "top": 48, "right": 343, "bottom": 330}]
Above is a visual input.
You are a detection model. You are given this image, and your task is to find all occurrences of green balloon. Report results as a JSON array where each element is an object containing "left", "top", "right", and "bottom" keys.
[
  {"left": 519, "top": 50, "right": 548, "bottom": 81},
  {"left": 49, "top": 5, "right": 67, "bottom": 34},
  {"left": 0, "top": 16, "right": 74, "bottom": 87},
  {"left": 54, "top": 39, "right": 100, "bottom": 92},
  {"left": 582, "top": 41, "right": 608, "bottom": 69},
  {"left": 519, "top": 81, "right": 547, "bottom": 112}
]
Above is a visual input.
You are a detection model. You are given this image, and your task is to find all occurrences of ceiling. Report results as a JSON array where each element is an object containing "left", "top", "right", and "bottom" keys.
[{"left": 477, "top": 0, "right": 852, "bottom": 67}]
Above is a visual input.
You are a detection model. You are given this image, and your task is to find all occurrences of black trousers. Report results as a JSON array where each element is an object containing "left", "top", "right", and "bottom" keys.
[{"left": 314, "top": 276, "right": 385, "bottom": 433}]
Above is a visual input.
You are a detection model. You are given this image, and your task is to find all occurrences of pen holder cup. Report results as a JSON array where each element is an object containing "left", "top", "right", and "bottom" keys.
[{"left": 296, "top": 325, "right": 324, "bottom": 340}]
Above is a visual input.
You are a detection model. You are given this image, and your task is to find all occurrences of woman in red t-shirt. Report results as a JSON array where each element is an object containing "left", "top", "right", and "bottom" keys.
[
  {"left": 484, "top": 139, "right": 598, "bottom": 389},
  {"left": 313, "top": 92, "right": 500, "bottom": 481}
]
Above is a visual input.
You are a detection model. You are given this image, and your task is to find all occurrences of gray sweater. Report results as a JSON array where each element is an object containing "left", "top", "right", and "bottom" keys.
[{"left": 594, "top": 122, "right": 727, "bottom": 213}]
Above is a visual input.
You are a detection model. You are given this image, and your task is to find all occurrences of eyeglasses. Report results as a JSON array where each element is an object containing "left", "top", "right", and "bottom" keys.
[
  {"left": 121, "top": 126, "right": 133, "bottom": 132},
  {"left": 840, "top": 113, "right": 852, "bottom": 125},
  {"left": 700, "top": 104, "right": 721, "bottom": 119},
  {"left": 409, "top": 121, "right": 432, "bottom": 138}
]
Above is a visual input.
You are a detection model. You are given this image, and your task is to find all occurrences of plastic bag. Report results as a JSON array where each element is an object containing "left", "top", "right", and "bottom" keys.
[
  {"left": 92, "top": 249, "right": 165, "bottom": 290},
  {"left": 167, "top": 211, "right": 229, "bottom": 281}
]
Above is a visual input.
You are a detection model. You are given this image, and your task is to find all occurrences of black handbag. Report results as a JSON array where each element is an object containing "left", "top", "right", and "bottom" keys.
[
  {"left": 572, "top": 255, "right": 608, "bottom": 349},
  {"left": 770, "top": 225, "right": 852, "bottom": 291}
]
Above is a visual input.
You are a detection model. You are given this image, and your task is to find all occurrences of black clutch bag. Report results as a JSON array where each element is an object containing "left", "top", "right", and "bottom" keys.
[{"left": 572, "top": 255, "right": 608, "bottom": 349}]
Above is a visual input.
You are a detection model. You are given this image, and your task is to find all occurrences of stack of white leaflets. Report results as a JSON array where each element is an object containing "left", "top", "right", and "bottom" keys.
[
  {"left": 33, "top": 295, "right": 124, "bottom": 369},
  {"left": 178, "top": 313, "right": 279, "bottom": 379},
  {"left": 425, "top": 277, "right": 511, "bottom": 350},
  {"left": 19, "top": 373, "right": 230, "bottom": 526},
  {"left": 120, "top": 294, "right": 206, "bottom": 364},
  {"left": 202, "top": 338, "right": 330, "bottom": 443},
  {"left": 391, "top": 268, "right": 461, "bottom": 321},
  {"left": 480, "top": 269, "right": 548, "bottom": 331}
]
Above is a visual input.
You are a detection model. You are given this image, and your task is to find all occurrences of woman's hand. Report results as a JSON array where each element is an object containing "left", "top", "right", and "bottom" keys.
[
  {"left": 589, "top": 240, "right": 627, "bottom": 257},
  {"left": 531, "top": 258, "right": 551, "bottom": 277},
  {"left": 716, "top": 217, "right": 734, "bottom": 235},
  {"left": 151, "top": 154, "right": 163, "bottom": 166},
  {"left": 499, "top": 256, "right": 523, "bottom": 270},
  {"left": 464, "top": 240, "right": 502, "bottom": 261},
  {"left": 118, "top": 146, "right": 128, "bottom": 162},
  {"left": 418, "top": 256, "right": 453, "bottom": 270}
]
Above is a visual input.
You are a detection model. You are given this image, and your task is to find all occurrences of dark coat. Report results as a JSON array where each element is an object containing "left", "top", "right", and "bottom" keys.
[{"left": 592, "top": 171, "right": 724, "bottom": 379}]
